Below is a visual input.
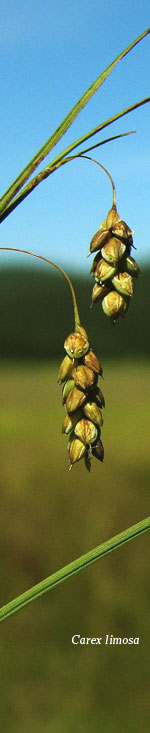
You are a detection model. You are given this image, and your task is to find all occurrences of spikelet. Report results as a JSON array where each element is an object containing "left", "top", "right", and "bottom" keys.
[
  {"left": 57, "top": 324, "right": 104, "bottom": 471},
  {"left": 90, "top": 205, "right": 140, "bottom": 322}
]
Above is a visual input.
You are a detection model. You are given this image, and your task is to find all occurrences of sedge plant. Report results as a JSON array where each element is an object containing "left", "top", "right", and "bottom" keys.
[{"left": 0, "top": 29, "right": 150, "bottom": 622}]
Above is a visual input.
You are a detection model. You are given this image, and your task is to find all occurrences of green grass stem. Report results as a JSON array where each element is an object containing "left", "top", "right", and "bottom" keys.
[
  {"left": 0, "top": 517, "right": 149, "bottom": 623},
  {"left": 0, "top": 131, "right": 135, "bottom": 222}
]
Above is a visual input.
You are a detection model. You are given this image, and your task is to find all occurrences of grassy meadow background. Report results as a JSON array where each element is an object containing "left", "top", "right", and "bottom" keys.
[{"left": 0, "top": 266, "right": 150, "bottom": 732}]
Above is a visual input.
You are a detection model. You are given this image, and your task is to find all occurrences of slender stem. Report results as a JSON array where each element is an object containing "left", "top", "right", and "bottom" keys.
[
  {"left": 0, "top": 516, "right": 149, "bottom": 623},
  {"left": 80, "top": 155, "right": 116, "bottom": 207},
  {"left": 0, "top": 247, "right": 80, "bottom": 330}
]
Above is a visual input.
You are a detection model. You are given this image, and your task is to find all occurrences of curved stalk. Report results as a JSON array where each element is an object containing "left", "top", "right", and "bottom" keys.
[
  {"left": 79, "top": 155, "right": 116, "bottom": 207},
  {"left": 0, "top": 247, "right": 80, "bottom": 330}
]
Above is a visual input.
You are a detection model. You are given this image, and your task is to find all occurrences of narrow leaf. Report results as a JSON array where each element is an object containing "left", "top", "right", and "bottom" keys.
[
  {"left": 0, "top": 131, "right": 135, "bottom": 223},
  {"left": 0, "top": 517, "right": 149, "bottom": 623},
  {"left": 0, "top": 28, "right": 149, "bottom": 213}
]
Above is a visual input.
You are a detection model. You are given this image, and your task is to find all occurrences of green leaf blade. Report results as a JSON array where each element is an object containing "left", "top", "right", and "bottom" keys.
[
  {"left": 0, "top": 28, "right": 149, "bottom": 214},
  {"left": 0, "top": 516, "right": 149, "bottom": 623}
]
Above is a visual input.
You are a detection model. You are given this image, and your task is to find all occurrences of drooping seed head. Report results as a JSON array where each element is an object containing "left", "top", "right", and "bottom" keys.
[{"left": 74, "top": 418, "right": 98, "bottom": 445}]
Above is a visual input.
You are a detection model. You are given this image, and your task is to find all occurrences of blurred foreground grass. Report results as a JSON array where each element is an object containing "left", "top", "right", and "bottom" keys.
[{"left": 0, "top": 360, "right": 149, "bottom": 732}]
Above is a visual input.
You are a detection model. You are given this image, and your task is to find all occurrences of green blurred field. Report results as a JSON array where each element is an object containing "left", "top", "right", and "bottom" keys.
[{"left": 0, "top": 360, "right": 150, "bottom": 732}]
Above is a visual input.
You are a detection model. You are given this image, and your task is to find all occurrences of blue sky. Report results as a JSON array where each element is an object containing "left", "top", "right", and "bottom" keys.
[{"left": 0, "top": 0, "right": 150, "bottom": 273}]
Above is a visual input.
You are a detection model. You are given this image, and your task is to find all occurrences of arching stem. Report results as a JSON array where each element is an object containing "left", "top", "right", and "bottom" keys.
[
  {"left": 79, "top": 154, "right": 116, "bottom": 207},
  {"left": 0, "top": 247, "right": 80, "bottom": 330}
]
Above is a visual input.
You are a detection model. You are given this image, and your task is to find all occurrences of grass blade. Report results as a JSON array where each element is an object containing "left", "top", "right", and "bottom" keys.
[
  {"left": 0, "top": 29, "right": 149, "bottom": 213},
  {"left": 0, "top": 516, "right": 149, "bottom": 623},
  {"left": 0, "top": 131, "right": 135, "bottom": 222},
  {"left": 0, "top": 96, "right": 149, "bottom": 221}
]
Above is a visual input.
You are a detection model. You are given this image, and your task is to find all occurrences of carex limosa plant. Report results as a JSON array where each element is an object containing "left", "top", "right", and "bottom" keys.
[{"left": 0, "top": 29, "right": 150, "bottom": 623}]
